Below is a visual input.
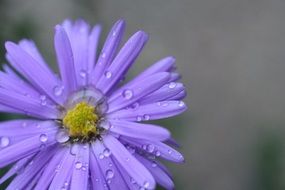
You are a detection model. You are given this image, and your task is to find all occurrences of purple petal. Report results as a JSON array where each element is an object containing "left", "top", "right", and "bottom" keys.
[
  {"left": 135, "top": 154, "right": 174, "bottom": 190},
  {"left": 108, "top": 100, "right": 187, "bottom": 121},
  {"left": 88, "top": 25, "right": 102, "bottom": 72},
  {"left": 0, "top": 121, "right": 57, "bottom": 167},
  {"left": 89, "top": 147, "right": 109, "bottom": 190},
  {"left": 107, "top": 120, "right": 170, "bottom": 141},
  {"left": 6, "top": 146, "right": 56, "bottom": 190},
  {"left": 2, "top": 64, "right": 20, "bottom": 80},
  {"left": 0, "top": 88, "right": 60, "bottom": 119},
  {"left": 54, "top": 25, "right": 77, "bottom": 94},
  {"left": 5, "top": 42, "right": 65, "bottom": 105},
  {"left": 107, "top": 72, "right": 170, "bottom": 113},
  {"left": 103, "top": 135, "right": 156, "bottom": 189},
  {"left": 91, "top": 141, "right": 129, "bottom": 189},
  {"left": 34, "top": 147, "right": 66, "bottom": 190},
  {"left": 90, "top": 20, "right": 125, "bottom": 85},
  {"left": 49, "top": 146, "right": 75, "bottom": 189},
  {"left": 96, "top": 30, "right": 148, "bottom": 94},
  {"left": 138, "top": 82, "right": 185, "bottom": 105},
  {"left": 70, "top": 144, "right": 90, "bottom": 190},
  {"left": 169, "top": 90, "right": 187, "bottom": 100}
]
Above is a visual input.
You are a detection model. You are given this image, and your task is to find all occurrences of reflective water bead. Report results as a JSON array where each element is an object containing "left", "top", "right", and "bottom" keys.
[
  {"left": 0, "top": 136, "right": 10, "bottom": 147},
  {"left": 103, "top": 148, "right": 111, "bottom": 157},
  {"left": 39, "top": 134, "right": 48, "bottom": 143},
  {"left": 53, "top": 85, "right": 64, "bottom": 96},
  {"left": 168, "top": 82, "right": 176, "bottom": 89},
  {"left": 122, "top": 89, "right": 133, "bottom": 100},
  {"left": 75, "top": 161, "right": 83, "bottom": 169},
  {"left": 143, "top": 114, "right": 150, "bottom": 121},
  {"left": 79, "top": 70, "right": 87, "bottom": 78},
  {"left": 104, "top": 71, "right": 112, "bottom": 79},
  {"left": 178, "top": 101, "right": 185, "bottom": 107},
  {"left": 146, "top": 144, "right": 155, "bottom": 153},
  {"left": 56, "top": 130, "right": 70, "bottom": 143},
  {"left": 105, "top": 169, "right": 114, "bottom": 179}
]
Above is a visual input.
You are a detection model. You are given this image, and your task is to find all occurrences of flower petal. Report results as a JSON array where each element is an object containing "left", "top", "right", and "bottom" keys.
[
  {"left": 103, "top": 135, "right": 156, "bottom": 189},
  {"left": 88, "top": 25, "right": 102, "bottom": 72},
  {"left": 0, "top": 88, "right": 60, "bottom": 119},
  {"left": 54, "top": 25, "right": 77, "bottom": 94},
  {"left": 70, "top": 144, "right": 90, "bottom": 190},
  {"left": 96, "top": 31, "right": 148, "bottom": 94},
  {"left": 90, "top": 20, "right": 125, "bottom": 85},
  {"left": 5, "top": 42, "right": 65, "bottom": 105},
  {"left": 91, "top": 141, "right": 129, "bottom": 189},
  {"left": 108, "top": 100, "right": 187, "bottom": 121},
  {"left": 107, "top": 72, "right": 170, "bottom": 113},
  {"left": 107, "top": 120, "right": 170, "bottom": 141}
]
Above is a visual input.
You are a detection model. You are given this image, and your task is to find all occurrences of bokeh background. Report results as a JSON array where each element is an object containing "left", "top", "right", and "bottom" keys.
[{"left": 0, "top": 0, "right": 285, "bottom": 189}]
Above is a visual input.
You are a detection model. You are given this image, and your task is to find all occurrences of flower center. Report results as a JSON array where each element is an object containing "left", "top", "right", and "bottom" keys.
[{"left": 63, "top": 101, "right": 99, "bottom": 138}]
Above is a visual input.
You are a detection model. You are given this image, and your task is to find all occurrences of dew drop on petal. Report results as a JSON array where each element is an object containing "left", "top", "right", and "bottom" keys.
[
  {"left": 103, "top": 148, "right": 111, "bottom": 157},
  {"left": 101, "top": 52, "right": 106, "bottom": 58},
  {"left": 0, "top": 137, "right": 10, "bottom": 147},
  {"left": 53, "top": 85, "right": 64, "bottom": 96},
  {"left": 75, "top": 161, "right": 83, "bottom": 169},
  {"left": 79, "top": 70, "right": 87, "bottom": 78},
  {"left": 146, "top": 144, "right": 155, "bottom": 153},
  {"left": 106, "top": 169, "right": 114, "bottom": 179},
  {"left": 155, "top": 151, "right": 161, "bottom": 157},
  {"left": 39, "top": 134, "right": 48, "bottom": 143},
  {"left": 136, "top": 116, "right": 142, "bottom": 122},
  {"left": 178, "top": 101, "right": 185, "bottom": 107},
  {"left": 168, "top": 82, "right": 176, "bottom": 89},
  {"left": 104, "top": 71, "right": 112, "bottom": 79},
  {"left": 56, "top": 130, "right": 70, "bottom": 143},
  {"left": 99, "top": 153, "right": 104, "bottom": 159},
  {"left": 143, "top": 181, "right": 150, "bottom": 188},
  {"left": 122, "top": 89, "right": 133, "bottom": 100},
  {"left": 151, "top": 161, "right": 157, "bottom": 168},
  {"left": 143, "top": 114, "right": 150, "bottom": 121},
  {"left": 40, "top": 95, "right": 47, "bottom": 105}
]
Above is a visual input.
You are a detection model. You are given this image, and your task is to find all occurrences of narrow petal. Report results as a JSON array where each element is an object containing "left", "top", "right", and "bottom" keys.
[
  {"left": 0, "top": 88, "right": 60, "bottom": 119},
  {"left": 70, "top": 144, "right": 90, "bottom": 190},
  {"left": 2, "top": 64, "right": 20, "bottom": 79},
  {"left": 138, "top": 82, "right": 185, "bottom": 105},
  {"left": 5, "top": 42, "right": 65, "bottom": 105},
  {"left": 6, "top": 146, "right": 56, "bottom": 190},
  {"left": 103, "top": 135, "right": 156, "bottom": 189},
  {"left": 88, "top": 25, "right": 102, "bottom": 72},
  {"left": 169, "top": 90, "right": 187, "bottom": 100},
  {"left": 135, "top": 154, "right": 174, "bottom": 190},
  {"left": 54, "top": 25, "right": 77, "bottom": 94},
  {"left": 122, "top": 137, "right": 184, "bottom": 163},
  {"left": 0, "top": 121, "right": 57, "bottom": 167},
  {"left": 96, "top": 31, "right": 148, "bottom": 94},
  {"left": 91, "top": 141, "right": 129, "bottom": 189},
  {"left": 49, "top": 146, "right": 75, "bottom": 189},
  {"left": 90, "top": 20, "right": 125, "bottom": 85},
  {"left": 107, "top": 72, "right": 170, "bottom": 113},
  {"left": 108, "top": 100, "right": 187, "bottom": 121},
  {"left": 107, "top": 120, "right": 170, "bottom": 141},
  {"left": 89, "top": 148, "right": 109, "bottom": 190},
  {"left": 34, "top": 147, "right": 66, "bottom": 190}
]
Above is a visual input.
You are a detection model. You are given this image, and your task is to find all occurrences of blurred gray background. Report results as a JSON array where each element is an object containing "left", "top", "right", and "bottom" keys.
[{"left": 1, "top": 0, "right": 285, "bottom": 189}]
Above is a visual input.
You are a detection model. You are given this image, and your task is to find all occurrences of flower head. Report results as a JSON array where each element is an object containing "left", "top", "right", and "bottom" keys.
[{"left": 0, "top": 19, "right": 187, "bottom": 190}]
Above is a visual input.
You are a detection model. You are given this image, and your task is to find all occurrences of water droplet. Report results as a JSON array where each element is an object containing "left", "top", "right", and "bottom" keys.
[
  {"left": 107, "top": 179, "right": 112, "bottom": 184},
  {"left": 143, "top": 181, "right": 150, "bottom": 188},
  {"left": 0, "top": 137, "right": 10, "bottom": 147},
  {"left": 104, "top": 71, "right": 112, "bottom": 79},
  {"left": 79, "top": 70, "right": 87, "bottom": 78},
  {"left": 40, "top": 95, "right": 47, "bottom": 105},
  {"left": 168, "top": 149, "right": 172, "bottom": 154},
  {"left": 146, "top": 144, "right": 155, "bottom": 153},
  {"left": 136, "top": 116, "right": 142, "bottom": 122},
  {"left": 103, "top": 148, "right": 111, "bottom": 157},
  {"left": 70, "top": 144, "right": 79, "bottom": 155},
  {"left": 53, "top": 85, "right": 64, "bottom": 96},
  {"left": 39, "top": 134, "right": 48, "bottom": 143},
  {"left": 100, "top": 120, "right": 111, "bottom": 130},
  {"left": 178, "top": 101, "right": 185, "bottom": 107},
  {"left": 99, "top": 153, "right": 104, "bottom": 159},
  {"left": 64, "top": 182, "right": 69, "bottom": 187},
  {"left": 143, "top": 114, "right": 150, "bottom": 121},
  {"left": 126, "top": 157, "right": 130, "bottom": 162},
  {"left": 168, "top": 82, "right": 176, "bottom": 89},
  {"left": 75, "top": 161, "right": 82, "bottom": 169},
  {"left": 101, "top": 52, "right": 106, "bottom": 58},
  {"left": 112, "top": 31, "right": 117, "bottom": 36},
  {"left": 151, "top": 161, "right": 157, "bottom": 168},
  {"left": 122, "top": 89, "right": 133, "bottom": 100},
  {"left": 130, "top": 102, "right": 139, "bottom": 110},
  {"left": 162, "top": 102, "right": 169, "bottom": 107},
  {"left": 22, "top": 122, "right": 27, "bottom": 128},
  {"left": 155, "top": 151, "right": 161, "bottom": 157},
  {"left": 106, "top": 169, "right": 114, "bottom": 179},
  {"left": 130, "top": 178, "right": 136, "bottom": 184},
  {"left": 109, "top": 163, "right": 113, "bottom": 167},
  {"left": 56, "top": 130, "right": 70, "bottom": 143}
]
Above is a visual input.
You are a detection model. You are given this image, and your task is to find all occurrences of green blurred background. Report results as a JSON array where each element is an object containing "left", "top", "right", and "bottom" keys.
[{"left": 0, "top": 0, "right": 285, "bottom": 189}]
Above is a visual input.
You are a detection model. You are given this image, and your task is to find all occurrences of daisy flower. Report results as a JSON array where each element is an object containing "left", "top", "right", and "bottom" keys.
[{"left": 0, "top": 19, "right": 187, "bottom": 190}]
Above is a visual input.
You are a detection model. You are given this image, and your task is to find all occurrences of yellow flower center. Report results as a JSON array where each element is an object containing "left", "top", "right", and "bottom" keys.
[{"left": 63, "top": 102, "right": 98, "bottom": 138}]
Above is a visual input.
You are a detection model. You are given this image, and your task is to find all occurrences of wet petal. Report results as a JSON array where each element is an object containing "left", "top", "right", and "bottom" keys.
[{"left": 103, "top": 135, "right": 156, "bottom": 189}]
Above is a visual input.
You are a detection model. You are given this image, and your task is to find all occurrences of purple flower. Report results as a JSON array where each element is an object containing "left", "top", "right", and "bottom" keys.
[{"left": 0, "top": 19, "right": 187, "bottom": 190}]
